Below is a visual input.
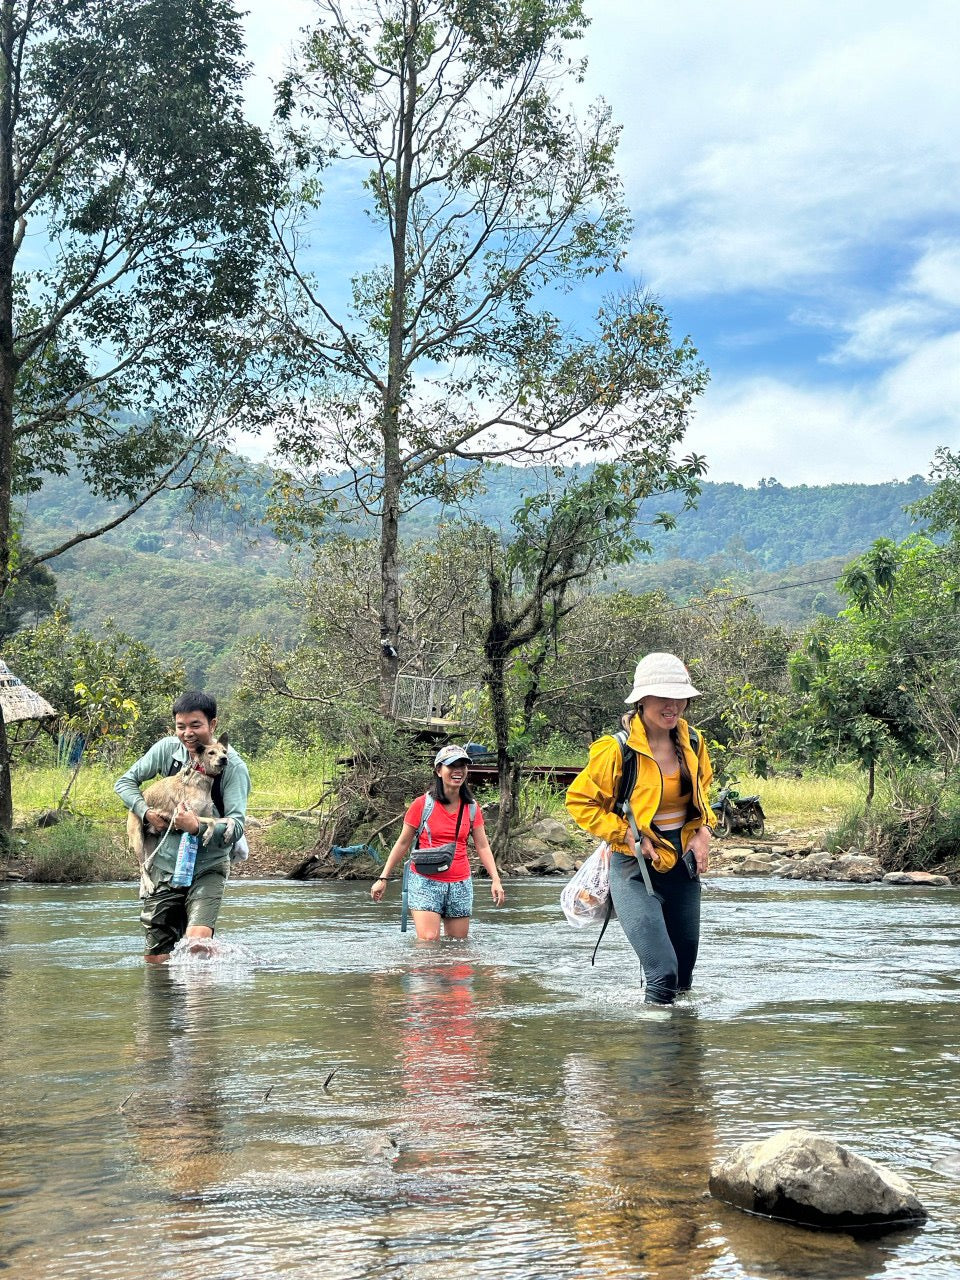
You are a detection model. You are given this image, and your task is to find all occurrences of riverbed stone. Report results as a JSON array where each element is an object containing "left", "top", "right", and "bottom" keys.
[
  {"left": 519, "top": 842, "right": 576, "bottom": 873},
  {"left": 883, "top": 871, "right": 953, "bottom": 886},
  {"left": 741, "top": 855, "right": 774, "bottom": 874},
  {"left": 709, "top": 1128, "right": 927, "bottom": 1232},
  {"left": 531, "top": 816, "right": 577, "bottom": 846},
  {"left": 827, "top": 855, "right": 883, "bottom": 882}
]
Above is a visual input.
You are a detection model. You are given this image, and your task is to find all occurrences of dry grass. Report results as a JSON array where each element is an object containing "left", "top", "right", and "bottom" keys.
[{"left": 731, "top": 770, "right": 866, "bottom": 835}]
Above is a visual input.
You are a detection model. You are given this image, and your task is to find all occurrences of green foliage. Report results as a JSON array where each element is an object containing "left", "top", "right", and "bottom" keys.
[
  {"left": 39, "top": 541, "right": 300, "bottom": 692},
  {"left": 4, "top": 611, "right": 184, "bottom": 757},
  {"left": 5, "top": 0, "right": 277, "bottom": 531},
  {"left": 643, "top": 476, "right": 931, "bottom": 571},
  {"left": 0, "top": 0, "right": 281, "bottom": 828},
  {"left": 821, "top": 806, "right": 870, "bottom": 855},
  {"left": 0, "top": 550, "right": 56, "bottom": 639},
  {"left": 13, "top": 818, "right": 131, "bottom": 884},
  {"left": 269, "top": 0, "right": 707, "bottom": 720},
  {"left": 260, "top": 817, "right": 322, "bottom": 858}
]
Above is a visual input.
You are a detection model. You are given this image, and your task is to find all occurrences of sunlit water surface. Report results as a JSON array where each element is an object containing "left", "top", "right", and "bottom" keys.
[{"left": 2, "top": 877, "right": 960, "bottom": 1279}]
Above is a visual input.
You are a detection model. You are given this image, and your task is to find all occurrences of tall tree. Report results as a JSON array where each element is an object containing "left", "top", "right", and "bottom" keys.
[
  {"left": 479, "top": 460, "right": 703, "bottom": 843},
  {"left": 271, "top": 0, "right": 707, "bottom": 713},
  {"left": 0, "top": 0, "right": 276, "bottom": 829}
]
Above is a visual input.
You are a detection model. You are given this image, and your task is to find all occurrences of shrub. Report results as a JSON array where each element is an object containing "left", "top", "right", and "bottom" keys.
[{"left": 18, "top": 819, "right": 133, "bottom": 884}]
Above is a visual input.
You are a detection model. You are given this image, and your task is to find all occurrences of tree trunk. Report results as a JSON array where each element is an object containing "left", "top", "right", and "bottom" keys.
[
  {"left": 379, "top": 429, "right": 401, "bottom": 715},
  {"left": 376, "top": 0, "right": 419, "bottom": 717},
  {"left": 866, "top": 758, "right": 875, "bottom": 808},
  {"left": 484, "top": 553, "right": 517, "bottom": 850},
  {"left": 0, "top": 3, "right": 18, "bottom": 831}
]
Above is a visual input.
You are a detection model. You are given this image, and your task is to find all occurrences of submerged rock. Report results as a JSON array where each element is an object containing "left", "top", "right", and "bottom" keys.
[
  {"left": 709, "top": 1128, "right": 927, "bottom": 1232},
  {"left": 883, "top": 871, "right": 952, "bottom": 886}
]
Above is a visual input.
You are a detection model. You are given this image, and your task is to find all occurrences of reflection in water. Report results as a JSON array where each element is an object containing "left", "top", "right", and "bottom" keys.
[
  {"left": 558, "top": 1017, "right": 720, "bottom": 1280},
  {"left": 1, "top": 878, "right": 960, "bottom": 1279},
  {"left": 122, "top": 965, "right": 237, "bottom": 1196}
]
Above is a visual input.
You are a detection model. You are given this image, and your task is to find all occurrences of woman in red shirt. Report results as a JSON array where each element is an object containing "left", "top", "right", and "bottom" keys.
[{"left": 371, "top": 744, "right": 505, "bottom": 939}]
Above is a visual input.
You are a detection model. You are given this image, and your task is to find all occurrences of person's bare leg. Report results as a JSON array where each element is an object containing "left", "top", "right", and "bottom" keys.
[{"left": 410, "top": 910, "right": 442, "bottom": 941}]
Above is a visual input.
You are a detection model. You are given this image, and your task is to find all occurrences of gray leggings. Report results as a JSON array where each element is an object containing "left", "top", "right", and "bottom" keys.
[{"left": 608, "top": 834, "right": 701, "bottom": 1004}]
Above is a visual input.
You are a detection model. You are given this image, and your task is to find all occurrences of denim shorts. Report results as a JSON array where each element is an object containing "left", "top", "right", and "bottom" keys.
[{"left": 406, "top": 871, "right": 474, "bottom": 918}]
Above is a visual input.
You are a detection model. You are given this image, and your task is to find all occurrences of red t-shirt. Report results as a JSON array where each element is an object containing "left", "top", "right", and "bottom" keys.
[{"left": 405, "top": 794, "right": 482, "bottom": 882}]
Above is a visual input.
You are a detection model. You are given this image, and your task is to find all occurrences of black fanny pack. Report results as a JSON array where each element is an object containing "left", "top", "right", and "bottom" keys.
[{"left": 412, "top": 841, "right": 456, "bottom": 874}]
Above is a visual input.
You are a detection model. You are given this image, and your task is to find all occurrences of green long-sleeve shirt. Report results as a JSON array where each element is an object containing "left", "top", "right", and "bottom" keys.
[{"left": 115, "top": 736, "right": 251, "bottom": 880}]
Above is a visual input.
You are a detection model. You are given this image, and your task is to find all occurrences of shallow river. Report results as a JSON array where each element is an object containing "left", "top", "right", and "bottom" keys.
[{"left": 2, "top": 876, "right": 960, "bottom": 1279}]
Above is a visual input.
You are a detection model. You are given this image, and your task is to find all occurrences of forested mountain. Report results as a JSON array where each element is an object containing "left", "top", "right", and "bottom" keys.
[
  {"left": 16, "top": 462, "right": 932, "bottom": 690},
  {"left": 22, "top": 460, "right": 930, "bottom": 570}
]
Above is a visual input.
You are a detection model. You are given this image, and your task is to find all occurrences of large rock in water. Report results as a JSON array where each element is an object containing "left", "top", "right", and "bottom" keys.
[{"left": 709, "top": 1129, "right": 927, "bottom": 1232}]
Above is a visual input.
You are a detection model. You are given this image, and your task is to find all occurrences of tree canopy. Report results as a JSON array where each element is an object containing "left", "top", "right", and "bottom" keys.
[
  {"left": 0, "top": 0, "right": 278, "bottom": 827},
  {"left": 268, "top": 0, "right": 707, "bottom": 710}
]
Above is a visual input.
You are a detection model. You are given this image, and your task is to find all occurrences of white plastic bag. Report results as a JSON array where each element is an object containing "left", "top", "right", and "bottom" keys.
[{"left": 561, "top": 843, "right": 612, "bottom": 927}]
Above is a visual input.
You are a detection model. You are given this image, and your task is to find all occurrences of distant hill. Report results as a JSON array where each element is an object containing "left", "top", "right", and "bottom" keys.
[
  {"left": 19, "top": 461, "right": 931, "bottom": 572},
  {"left": 15, "top": 461, "right": 932, "bottom": 685}
]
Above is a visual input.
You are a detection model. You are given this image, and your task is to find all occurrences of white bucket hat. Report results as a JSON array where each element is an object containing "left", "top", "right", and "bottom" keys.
[{"left": 625, "top": 652, "right": 700, "bottom": 704}]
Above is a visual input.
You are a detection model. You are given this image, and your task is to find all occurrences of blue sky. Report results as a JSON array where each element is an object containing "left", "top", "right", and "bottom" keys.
[{"left": 241, "top": 0, "right": 960, "bottom": 487}]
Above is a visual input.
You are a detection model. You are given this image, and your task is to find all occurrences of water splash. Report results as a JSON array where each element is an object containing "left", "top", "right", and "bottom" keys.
[{"left": 166, "top": 935, "right": 263, "bottom": 985}]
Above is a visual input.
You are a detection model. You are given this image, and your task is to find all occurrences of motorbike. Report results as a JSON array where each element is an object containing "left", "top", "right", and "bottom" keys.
[{"left": 712, "top": 786, "right": 765, "bottom": 838}]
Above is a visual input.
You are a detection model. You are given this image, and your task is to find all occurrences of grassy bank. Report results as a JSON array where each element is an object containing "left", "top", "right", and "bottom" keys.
[
  {"left": 728, "top": 770, "right": 865, "bottom": 836},
  {"left": 12, "top": 740, "right": 342, "bottom": 823},
  {"left": 2, "top": 748, "right": 871, "bottom": 884},
  {"left": 6, "top": 743, "right": 343, "bottom": 882}
]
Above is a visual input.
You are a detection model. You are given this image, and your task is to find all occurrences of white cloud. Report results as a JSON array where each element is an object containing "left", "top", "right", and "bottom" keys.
[
  {"left": 235, "top": 0, "right": 960, "bottom": 487},
  {"left": 685, "top": 328, "right": 960, "bottom": 484},
  {"left": 819, "top": 237, "right": 960, "bottom": 363},
  {"left": 581, "top": 1, "right": 960, "bottom": 296},
  {"left": 910, "top": 241, "right": 960, "bottom": 306}
]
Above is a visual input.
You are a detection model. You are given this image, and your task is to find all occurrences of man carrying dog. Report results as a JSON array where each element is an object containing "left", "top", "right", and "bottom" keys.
[{"left": 115, "top": 691, "right": 251, "bottom": 962}]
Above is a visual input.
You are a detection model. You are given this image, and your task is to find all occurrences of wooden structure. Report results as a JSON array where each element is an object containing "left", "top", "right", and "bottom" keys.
[
  {"left": 0, "top": 659, "right": 57, "bottom": 756},
  {"left": 391, "top": 673, "right": 469, "bottom": 733}
]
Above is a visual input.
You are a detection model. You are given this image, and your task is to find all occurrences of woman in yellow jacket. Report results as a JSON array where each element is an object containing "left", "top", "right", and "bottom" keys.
[{"left": 565, "top": 652, "right": 715, "bottom": 1005}]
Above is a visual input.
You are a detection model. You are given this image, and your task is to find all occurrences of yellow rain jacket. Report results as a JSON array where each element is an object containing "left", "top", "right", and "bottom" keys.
[{"left": 565, "top": 716, "right": 715, "bottom": 872}]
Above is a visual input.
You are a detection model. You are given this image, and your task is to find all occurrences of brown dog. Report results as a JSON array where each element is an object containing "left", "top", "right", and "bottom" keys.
[{"left": 127, "top": 736, "right": 231, "bottom": 866}]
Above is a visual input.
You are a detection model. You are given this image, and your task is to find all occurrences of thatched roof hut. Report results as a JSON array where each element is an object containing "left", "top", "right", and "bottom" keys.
[{"left": 0, "top": 660, "right": 56, "bottom": 724}]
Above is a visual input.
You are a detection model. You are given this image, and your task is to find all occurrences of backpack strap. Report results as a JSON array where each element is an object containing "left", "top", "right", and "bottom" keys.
[
  {"left": 591, "top": 894, "right": 614, "bottom": 966},
  {"left": 612, "top": 729, "right": 637, "bottom": 817},
  {"left": 610, "top": 728, "right": 654, "bottom": 898},
  {"left": 414, "top": 793, "right": 477, "bottom": 844},
  {"left": 414, "top": 792, "right": 435, "bottom": 845}
]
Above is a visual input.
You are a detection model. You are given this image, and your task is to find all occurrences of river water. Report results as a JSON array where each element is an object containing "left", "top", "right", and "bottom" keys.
[{"left": 2, "top": 876, "right": 960, "bottom": 1280}]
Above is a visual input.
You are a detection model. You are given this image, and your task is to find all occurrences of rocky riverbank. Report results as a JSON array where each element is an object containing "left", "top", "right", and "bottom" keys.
[{"left": 503, "top": 816, "right": 955, "bottom": 887}]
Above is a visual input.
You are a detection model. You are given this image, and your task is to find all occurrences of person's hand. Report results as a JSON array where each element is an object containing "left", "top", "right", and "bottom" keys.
[
  {"left": 490, "top": 877, "right": 505, "bottom": 906},
  {"left": 173, "top": 802, "right": 200, "bottom": 835},
  {"left": 371, "top": 876, "right": 388, "bottom": 902},
  {"left": 639, "top": 833, "right": 657, "bottom": 861},
  {"left": 689, "top": 827, "right": 711, "bottom": 874},
  {"left": 143, "top": 808, "right": 163, "bottom": 833}
]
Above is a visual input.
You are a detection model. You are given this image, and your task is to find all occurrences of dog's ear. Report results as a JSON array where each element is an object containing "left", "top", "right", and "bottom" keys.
[{"left": 219, "top": 733, "right": 229, "bottom": 750}]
